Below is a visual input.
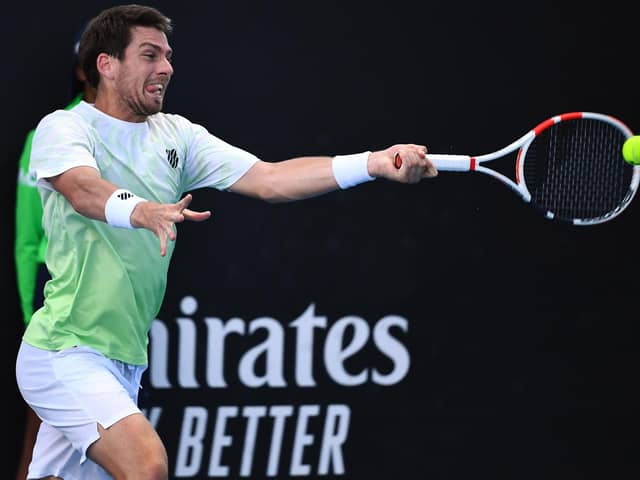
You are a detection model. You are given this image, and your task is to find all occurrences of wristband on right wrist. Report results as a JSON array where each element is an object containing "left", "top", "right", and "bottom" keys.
[{"left": 332, "top": 151, "right": 375, "bottom": 189}]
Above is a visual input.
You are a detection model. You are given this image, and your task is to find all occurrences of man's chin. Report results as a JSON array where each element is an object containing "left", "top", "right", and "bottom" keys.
[{"left": 143, "top": 102, "right": 163, "bottom": 115}]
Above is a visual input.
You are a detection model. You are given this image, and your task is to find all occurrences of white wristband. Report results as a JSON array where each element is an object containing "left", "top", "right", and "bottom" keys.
[
  {"left": 332, "top": 151, "right": 375, "bottom": 189},
  {"left": 104, "top": 189, "right": 146, "bottom": 229}
]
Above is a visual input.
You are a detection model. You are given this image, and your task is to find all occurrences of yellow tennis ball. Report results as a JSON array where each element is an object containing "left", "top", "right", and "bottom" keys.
[{"left": 623, "top": 136, "right": 640, "bottom": 165}]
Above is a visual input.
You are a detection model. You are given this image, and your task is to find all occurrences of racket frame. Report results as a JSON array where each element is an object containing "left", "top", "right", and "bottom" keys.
[{"left": 426, "top": 112, "right": 639, "bottom": 225}]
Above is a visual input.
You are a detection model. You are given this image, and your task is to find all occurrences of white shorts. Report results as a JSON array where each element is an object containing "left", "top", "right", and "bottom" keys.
[{"left": 15, "top": 341, "right": 146, "bottom": 480}]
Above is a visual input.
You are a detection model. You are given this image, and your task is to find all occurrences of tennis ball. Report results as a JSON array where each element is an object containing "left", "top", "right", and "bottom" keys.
[{"left": 622, "top": 136, "right": 640, "bottom": 165}]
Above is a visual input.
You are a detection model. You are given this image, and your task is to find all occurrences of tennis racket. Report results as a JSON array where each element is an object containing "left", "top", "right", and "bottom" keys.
[{"left": 394, "top": 112, "right": 639, "bottom": 225}]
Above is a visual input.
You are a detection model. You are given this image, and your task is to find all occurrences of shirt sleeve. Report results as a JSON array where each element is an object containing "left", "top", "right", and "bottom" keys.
[
  {"left": 31, "top": 110, "right": 99, "bottom": 191},
  {"left": 178, "top": 117, "right": 259, "bottom": 193}
]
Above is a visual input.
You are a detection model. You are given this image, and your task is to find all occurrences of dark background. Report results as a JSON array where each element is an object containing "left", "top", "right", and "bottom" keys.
[{"left": 2, "top": 1, "right": 639, "bottom": 479}]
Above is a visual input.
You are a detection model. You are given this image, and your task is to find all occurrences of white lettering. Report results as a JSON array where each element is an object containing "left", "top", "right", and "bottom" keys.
[
  {"left": 204, "top": 317, "right": 245, "bottom": 387},
  {"left": 177, "top": 318, "right": 198, "bottom": 388},
  {"left": 290, "top": 405, "right": 320, "bottom": 475},
  {"left": 290, "top": 303, "right": 327, "bottom": 387},
  {"left": 239, "top": 317, "right": 286, "bottom": 387},
  {"left": 169, "top": 403, "right": 350, "bottom": 477},
  {"left": 267, "top": 405, "right": 294, "bottom": 476},
  {"left": 208, "top": 406, "right": 237, "bottom": 476},
  {"left": 318, "top": 404, "right": 350, "bottom": 474},
  {"left": 149, "top": 299, "right": 411, "bottom": 390},
  {"left": 149, "top": 320, "right": 171, "bottom": 388},
  {"left": 372, "top": 315, "right": 410, "bottom": 385},
  {"left": 175, "top": 406, "right": 208, "bottom": 477},
  {"left": 324, "top": 316, "right": 369, "bottom": 386},
  {"left": 240, "top": 406, "right": 266, "bottom": 477}
]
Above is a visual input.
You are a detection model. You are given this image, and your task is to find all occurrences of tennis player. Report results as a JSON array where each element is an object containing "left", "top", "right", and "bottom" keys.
[{"left": 15, "top": 4, "right": 436, "bottom": 479}]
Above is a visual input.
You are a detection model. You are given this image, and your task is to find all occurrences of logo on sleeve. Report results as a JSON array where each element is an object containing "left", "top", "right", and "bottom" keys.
[{"left": 166, "top": 148, "right": 179, "bottom": 168}]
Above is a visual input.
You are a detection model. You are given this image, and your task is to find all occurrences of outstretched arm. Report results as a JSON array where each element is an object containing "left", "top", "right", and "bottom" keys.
[
  {"left": 229, "top": 144, "right": 436, "bottom": 202},
  {"left": 49, "top": 166, "right": 210, "bottom": 256}
]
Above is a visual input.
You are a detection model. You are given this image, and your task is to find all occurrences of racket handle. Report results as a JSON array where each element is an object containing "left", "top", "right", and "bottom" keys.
[{"left": 394, "top": 153, "right": 473, "bottom": 172}]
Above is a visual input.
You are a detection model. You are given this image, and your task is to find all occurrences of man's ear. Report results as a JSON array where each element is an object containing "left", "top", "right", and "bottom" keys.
[{"left": 96, "top": 53, "right": 116, "bottom": 80}]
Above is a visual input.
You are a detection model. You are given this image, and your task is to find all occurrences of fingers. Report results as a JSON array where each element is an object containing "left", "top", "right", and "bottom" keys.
[
  {"left": 392, "top": 144, "right": 428, "bottom": 167},
  {"left": 175, "top": 194, "right": 212, "bottom": 222},
  {"left": 158, "top": 196, "right": 211, "bottom": 254},
  {"left": 158, "top": 222, "right": 176, "bottom": 257},
  {"left": 177, "top": 193, "right": 193, "bottom": 209},
  {"left": 159, "top": 235, "right": 167, "bottom": 257},
  {"left": 183, "top": 208, "right": 212, "bottom": 222},
  {"left": 137, "top": 194, "right": 209, "bottom": 256},
  {"left": 390, "top": 144, "right": 436, "bottom": 182},
  {"left": 404, "top": 144, "right": 428, "bottom": 157},
  {"left": 423, "top": 160, "right": 438, "bottom": 178},
  {"left": 169, "top": 193, "right": 192, "bottom": 223}
]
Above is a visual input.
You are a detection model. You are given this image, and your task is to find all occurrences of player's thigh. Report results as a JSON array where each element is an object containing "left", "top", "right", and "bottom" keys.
[{"left": 88, "top": 412, "right": 168, "bottom": 479}]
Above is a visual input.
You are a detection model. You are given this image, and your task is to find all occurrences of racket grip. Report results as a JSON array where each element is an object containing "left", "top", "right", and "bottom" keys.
[{"left": 394, "top": 153, "right": 473, "bottom": 172}]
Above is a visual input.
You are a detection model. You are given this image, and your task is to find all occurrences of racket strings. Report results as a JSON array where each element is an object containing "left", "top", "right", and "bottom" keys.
[{"left": 524, "top": 119, "right": 633, "bottom": 221}]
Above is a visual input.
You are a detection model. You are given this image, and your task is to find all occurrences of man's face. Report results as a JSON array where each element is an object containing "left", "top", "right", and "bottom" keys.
[{"left": 115, "top": 26, "right": 173, "bottom": 119}]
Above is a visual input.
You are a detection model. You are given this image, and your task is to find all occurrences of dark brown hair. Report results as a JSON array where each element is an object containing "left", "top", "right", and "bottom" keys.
[{"left": 78, "top": 4, "right": 173, "bottom": 89}]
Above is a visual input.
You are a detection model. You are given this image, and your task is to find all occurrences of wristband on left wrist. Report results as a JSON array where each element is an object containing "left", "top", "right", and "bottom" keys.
[{"left": 104, "top": 189, "right": 146, "bottom": 229}]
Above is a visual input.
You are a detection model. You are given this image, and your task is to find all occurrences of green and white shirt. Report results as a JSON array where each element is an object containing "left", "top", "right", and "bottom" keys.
[{"left": 25, "top": 101, "right": 258, "bottom": 365}]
